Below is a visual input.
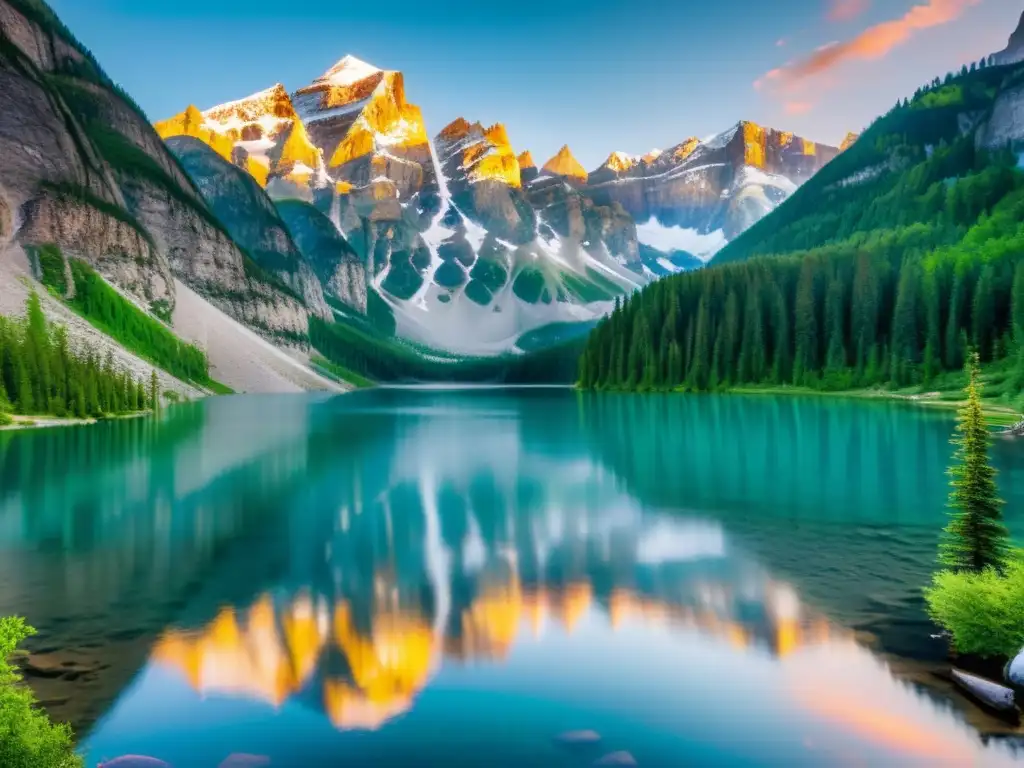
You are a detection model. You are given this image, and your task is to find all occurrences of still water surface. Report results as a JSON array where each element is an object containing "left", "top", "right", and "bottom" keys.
[{"left": 2, "top": 389, "right": 1024, "bottom": 766}]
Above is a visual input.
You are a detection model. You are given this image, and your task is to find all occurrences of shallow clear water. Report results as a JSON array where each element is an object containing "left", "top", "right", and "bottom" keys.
[{"left": 1, "top": 389, "right": 1023, "bottom": 767}]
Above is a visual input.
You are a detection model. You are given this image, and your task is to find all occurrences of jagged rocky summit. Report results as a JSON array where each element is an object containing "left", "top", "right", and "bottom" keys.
[
  {"left": 994, "top": 10, "right": 1024, "bottom": 66},
  {"left": 156, "top": 55, "right": 842, "bottom": 354}
]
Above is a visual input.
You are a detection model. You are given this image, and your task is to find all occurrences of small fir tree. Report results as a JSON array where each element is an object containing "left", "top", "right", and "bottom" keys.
[{"left": 939, "top": 353, "right": 1010, "bottom": 573}]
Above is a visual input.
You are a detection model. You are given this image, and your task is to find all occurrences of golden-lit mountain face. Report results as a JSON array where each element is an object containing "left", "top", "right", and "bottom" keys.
[
  {"left": 328, "top": 71, "right": 429, "bottom": 168},
  {"left": 840, "top": 132, "right": 860, "bottom": 152},
  {"left": 295, "top": 54, "right": 385, "bottom": 113},
  {"left": 154, "top": 105, "right": 235, "bottom": 163},
  {"left": 671, "top": 137, "right": 700, "bottom": 163},
  {"left": 738, "top": 121, "right": 825, "bottom": 171},
  {"left": 154, "top": 85, "right": 324, "bottom": 190},
  {"left": 642, "top": 148, "right": 664, "bottom": 165},
  {"left": 605, "top": 151, "right": 638, "bottom": 174},
  {"left": 542, "top": 145, "right": 588, "bottom": 183},
  {"left": 517, "top": 151, "right": 536, "bottom": 171},
  {"left": 155, "top": 57, "right": 435, "bottom": 206},
  {"left": 439, "top": 118, "right": 522, "bottom": 188}
]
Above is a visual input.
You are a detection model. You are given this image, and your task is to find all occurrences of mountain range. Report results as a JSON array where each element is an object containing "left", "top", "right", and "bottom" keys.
[
  {"left": 154, "top": 55, "right": 845, "bottom": 354},
  {"left": 0, "top": 0, "right": 855, "bottom": 395}
]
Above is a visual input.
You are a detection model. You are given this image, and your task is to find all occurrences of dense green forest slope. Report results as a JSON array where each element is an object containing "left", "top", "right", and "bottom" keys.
[
  {"left": 0, "top": 293, "right": 154, "bottom": 424},
  {"left": 579, "top": 56, "right": 1024, "bottom": 401}
]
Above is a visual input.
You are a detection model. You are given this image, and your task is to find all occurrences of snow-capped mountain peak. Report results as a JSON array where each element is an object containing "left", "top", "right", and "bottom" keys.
[
  {"left": 605, "top": 151, "right": 639, "bottom": 173},
  {"left": 317, "top": 55, "right": 384, "bottom": 88}
]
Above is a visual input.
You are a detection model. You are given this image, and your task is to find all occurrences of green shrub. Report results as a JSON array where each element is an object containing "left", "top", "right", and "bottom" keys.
[
  {"left": 0, "top": 617, "right": 82, "bottom": 768},
  {"left": 925, "top": 552, "right": 1024, "bottom": 658}
]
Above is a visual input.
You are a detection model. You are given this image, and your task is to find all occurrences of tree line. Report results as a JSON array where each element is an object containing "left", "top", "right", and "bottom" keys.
[
  {"left": 0, "top": 292, "right": 155, "bottom": 422},
  {"left": 579, "top": 96, "right": 1024, "bottom": 394}
]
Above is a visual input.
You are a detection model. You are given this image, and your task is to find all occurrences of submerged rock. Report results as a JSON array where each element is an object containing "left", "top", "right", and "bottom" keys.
[
  {"left": 554, "top": 730, "right": 602, "bottom": 746},
  {"left": 1007, "top": 648, "right": 1024, "bottom": 692},
  {"left": 950, "top": 668, "right": 1019, "bottom": 715},
  {"left": 99, "top": 757, "right": 172, "bottom": 768},
  {"left": 593, "top": 751, "right": 638, "bottom": 766}
]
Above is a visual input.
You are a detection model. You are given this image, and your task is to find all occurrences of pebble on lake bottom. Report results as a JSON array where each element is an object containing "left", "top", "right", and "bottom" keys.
[
  {"left": 593, "top": 751, "right": 638, "bottom": 766},
  {"left": 554, "top": 729, "right": 602, "bottom": 745}
]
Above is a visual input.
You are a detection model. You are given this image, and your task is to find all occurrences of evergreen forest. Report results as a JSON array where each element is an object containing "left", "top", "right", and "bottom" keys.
[
  {"left": 0, "top": 292, "right": 154, "bottom": 424},
  {"left": 578, "top": 59, "right": 1024, "bottom": 399}
]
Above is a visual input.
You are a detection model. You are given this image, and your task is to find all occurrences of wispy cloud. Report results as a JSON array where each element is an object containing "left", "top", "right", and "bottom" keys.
[
  {"left": 827, "top": 0, "right": 870, "bottom": 23},
  {"left": 776, "top": 37, "right": 788, "bottom": 47},
  {"left": 785, "top": 101, "right": 815, "bottom": 115},
  {"left": 757, "top": 0, "right": 980, "bottom": 90}
]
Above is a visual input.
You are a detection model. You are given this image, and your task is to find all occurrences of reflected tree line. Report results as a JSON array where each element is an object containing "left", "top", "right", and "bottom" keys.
[{"left": 574, "top": 393, "right": 1024, "bottom": 531}]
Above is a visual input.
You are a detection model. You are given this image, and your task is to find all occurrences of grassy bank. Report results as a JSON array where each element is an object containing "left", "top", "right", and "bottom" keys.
[
  {"left": 589, "top": 357, "right": 1024, "bottom": 428},
  {"left": 726, "top": 384, "right": 1021, "bottom": 427}
]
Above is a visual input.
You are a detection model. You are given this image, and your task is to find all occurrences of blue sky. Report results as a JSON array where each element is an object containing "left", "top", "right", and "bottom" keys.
[{"left": 49, "top": 0, "right": 1018, "bottom": 169}]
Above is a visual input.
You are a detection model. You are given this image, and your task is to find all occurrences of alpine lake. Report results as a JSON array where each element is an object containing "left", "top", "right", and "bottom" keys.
[{"left": 2, "top": 388, "right": 1024, "bottom": 767}]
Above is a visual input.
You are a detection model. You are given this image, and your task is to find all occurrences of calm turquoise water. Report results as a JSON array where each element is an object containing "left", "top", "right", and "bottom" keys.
[{"left": 1, "top": 389, "right": 1023, "bottom": 767}]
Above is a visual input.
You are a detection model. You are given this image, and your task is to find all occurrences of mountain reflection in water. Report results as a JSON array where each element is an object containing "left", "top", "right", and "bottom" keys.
[{"left": 1, "top": 390, "right": 1019, "bottom": 766}]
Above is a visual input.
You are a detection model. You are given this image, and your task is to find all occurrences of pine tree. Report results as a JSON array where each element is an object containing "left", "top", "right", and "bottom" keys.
[
  {"left": 825, "top": 277, "right": 846, "bottom": 371},
  {"left": 150, "top": 370, "right": 160, "bottom": 414},
  {"left": 939, "top": 353, "right": 1009, "bottom": 573},
  {"left": 890, "top": 259, "right": 921, "bottom": 387},
  {"left": 972, "top": 266, "right": 996, "bottom": 361},
  {"left": 793, "top": 261, "right": 819, "bottom": 385},
  {"left": 689, "top": 295, "right": 712, "bottom": 390}
]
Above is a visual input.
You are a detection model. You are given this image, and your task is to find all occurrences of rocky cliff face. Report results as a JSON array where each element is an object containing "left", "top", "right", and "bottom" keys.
[
  {"left": 156, "top": 84, "right": 326, "bottom": 201},
  {"left": 166, "top": 135, "right": 331, "bottom": 321},
  {"left": 293, "top": 56, "right": 440, "bottom": 222},
  {"left": 585, "top": 121, "right": 839, "bottom": 243},
  {"left": 0, "top": 0, "right": 313, "bottom": 355},
  {"left": 978, "top": 79, "right": 1024, "bottom": 151},
  {"left": 275, "top": 198, "right": 367, "bottom": 314},
  {"left": 994, "top": 11, "right": 1024, "bottom": 66}
]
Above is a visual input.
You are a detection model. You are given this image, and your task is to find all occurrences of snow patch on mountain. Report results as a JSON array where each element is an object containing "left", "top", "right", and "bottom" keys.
[
  {"left": 734, "top": 165, "right": 798, "bottom": 194},
  {"left": 636, "top": 218, "right": 727, "bottom": 260},
  {"left": 319, "top": 55, "right": 382, "bottom": 88}
]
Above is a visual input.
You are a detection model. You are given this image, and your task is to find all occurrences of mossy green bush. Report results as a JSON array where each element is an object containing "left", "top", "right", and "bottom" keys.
[
  {"left": 0, "top": 617, "right": 82, "bottom": 768},
  {"left": 925, "top": 552, "right": 1024, "bottom": 658}
]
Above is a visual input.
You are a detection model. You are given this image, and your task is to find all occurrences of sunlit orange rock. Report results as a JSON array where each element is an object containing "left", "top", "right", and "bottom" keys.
[
  {"left": 154, "top": 105, "right": 235, "bottom": 161},
  {"left": 542, "top": 145, "right": 588, "bottom": 183},
  {"left": 604, "top": 151, "right": 638, "bottom": 174},
  {"left": 641, "top": 148, "right": 664, "bottom": 164},
  {"left": 439, "top": 117, "right": 474, "bottom": 142},
  {"left": 517, "top": 151, "right": 536, "bottom": 171},
  {"left": 329, "top": 72, "right": 429, "bottom": 168},
  {"left": 300, "top": 55, "right": 385, "bottom": 112},
  {"left": 671, "top": 138, "right": 700, "bottom": 163},
  {"left": 741, "top": 121, "right": 767, "bottom": 169},
  {"left": 156, "top": 85, "right": 324, "bottom": 192},
  {"left": 839, "top": 132, "right": 859, "bottom": 152}
]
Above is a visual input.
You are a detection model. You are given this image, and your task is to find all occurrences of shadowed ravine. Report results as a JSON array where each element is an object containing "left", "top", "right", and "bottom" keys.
[{"left": 1, "top": 389, "right": 1023, "bottom": 766}]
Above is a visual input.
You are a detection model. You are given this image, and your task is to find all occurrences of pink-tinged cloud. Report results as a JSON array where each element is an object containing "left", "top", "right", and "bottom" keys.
[
  {"left": 759, "top": 0, "right": 980, "bottom": 88},
  {"left": 828, "top": 0, "right": 870, "bottom": 23},
  {"left": 785, "top": 101, "right": 814, "bottom": 115},
  {"left": 776, "top": 38, "right": 788, "bottom": 47}
]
